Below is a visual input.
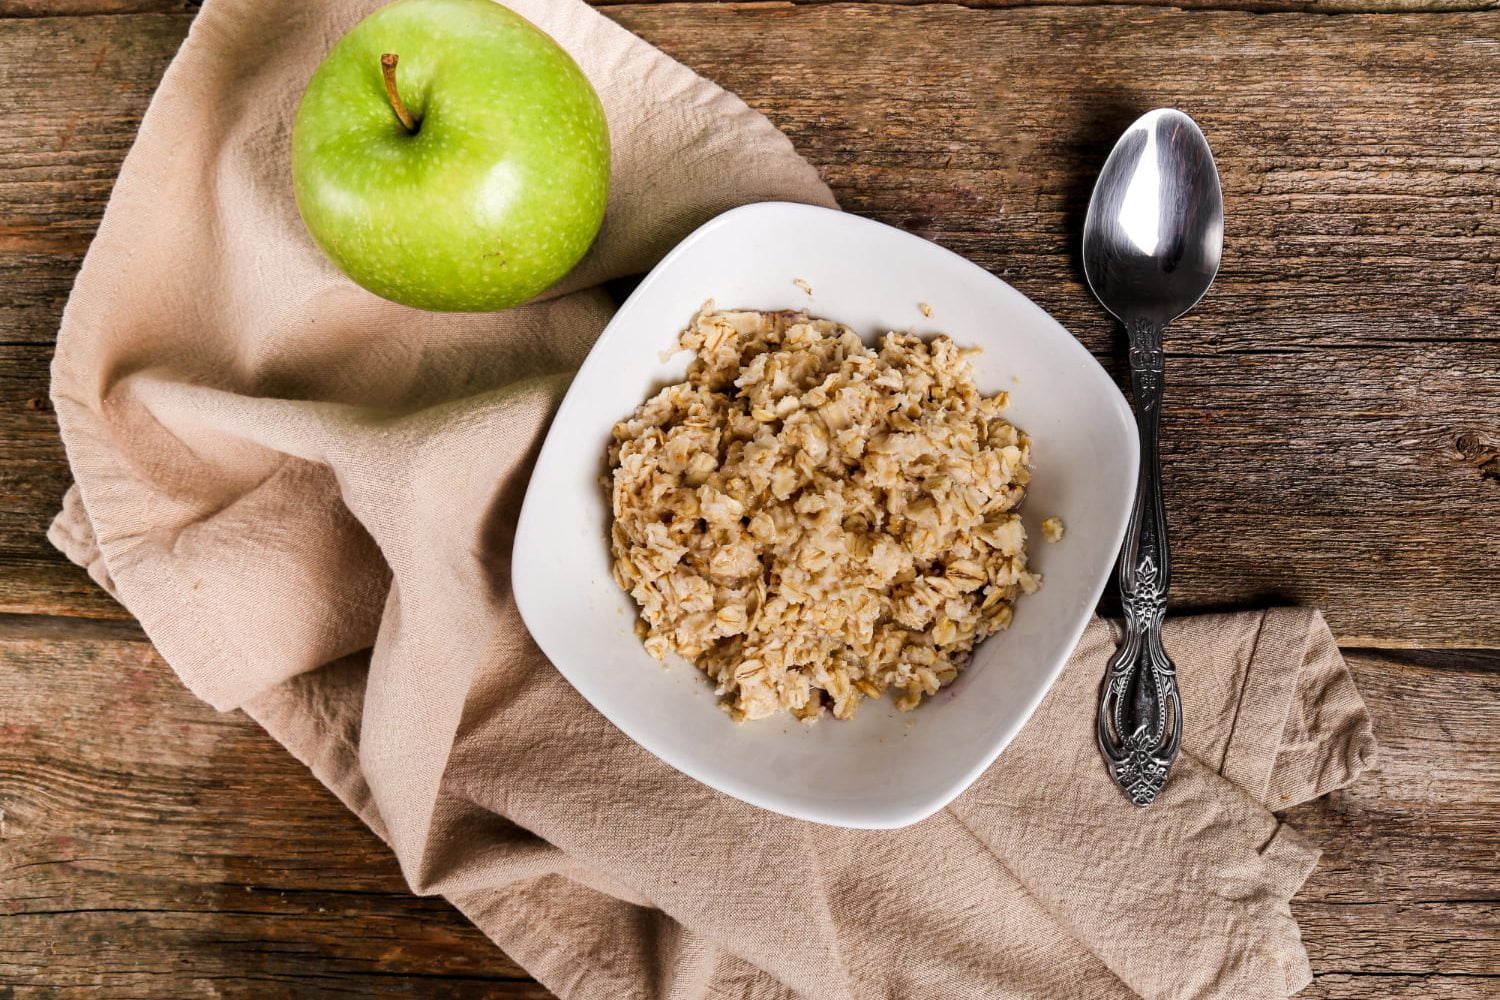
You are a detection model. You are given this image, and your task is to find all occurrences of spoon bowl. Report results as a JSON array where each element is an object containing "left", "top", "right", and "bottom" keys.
[{"left": 1083, "top": 109, "right": 1223, "bottom": 327}]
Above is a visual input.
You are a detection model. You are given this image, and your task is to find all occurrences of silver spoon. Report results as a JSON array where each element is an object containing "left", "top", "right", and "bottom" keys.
[{"left": 1082, "top": 108, "right": 1223, "bottom": 807}]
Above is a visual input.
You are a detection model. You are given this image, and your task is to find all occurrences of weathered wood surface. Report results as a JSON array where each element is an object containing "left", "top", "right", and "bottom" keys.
[
  {"left": 1282, "top": 650, "right": 1500, "bottom": 990},
  {"left": 1, "top": 7, "right": 1497, "bottom": 643},
  {"left": 0, "top": 348, "right": 128, "bottom": 620},
  {"left": 7, "top": 0, "right": 1500, "bottom": 19},
  {"left": 1302, "top": 977, "right": 1500, "bottom": 1000},
  {"left": 1, "top": 624, "right": 1494, "bottom": 996},
  {"left": 2, "top": 1, "right": 1498, "bottom": 997},
  {"left": 0, "top": 618, "right": 553, "bottom": 998}
]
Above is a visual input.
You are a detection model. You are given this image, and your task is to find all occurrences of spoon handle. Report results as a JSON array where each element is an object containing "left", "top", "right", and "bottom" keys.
[{"left": 1097, "top": 317, "right": 1183, "bottom": 807}]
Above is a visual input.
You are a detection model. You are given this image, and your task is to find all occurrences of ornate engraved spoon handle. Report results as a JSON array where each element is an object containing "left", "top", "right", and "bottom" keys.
[{"left": 1097, "top": 317, "right": 1183, "bottom": 807}]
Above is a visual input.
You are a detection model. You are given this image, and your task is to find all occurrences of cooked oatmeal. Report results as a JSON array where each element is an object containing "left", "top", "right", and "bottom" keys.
[
  {"left": 607, "top": 305, "right": 1040, "bottom": 722},
  {"left": 1041, "top": 517, "right": 1065, "bottom": 543}
]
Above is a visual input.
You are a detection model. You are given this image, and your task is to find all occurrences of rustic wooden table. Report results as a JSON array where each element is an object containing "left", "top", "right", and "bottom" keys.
[{"left": 3, "top": 0, "right": 1497, "bottom": 996}]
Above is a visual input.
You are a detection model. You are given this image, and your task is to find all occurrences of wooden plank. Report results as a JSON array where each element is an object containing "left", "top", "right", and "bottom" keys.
[
  {"left": 1295, "top": 902, "right": 1499, "bottom": 975},
  {"left": 1286, "top": 651, "right": 1500, "bottom": 985},
  {"left": 0, "top": 620, "right": 553, "bottom": 998},
  {"left": 1283, "top": 652, "right": 1500, "bottom": 906},
  {"left": 7, "top": 0, "right": 1500, "bottom": 19},
  {"left": 2, "top": 1, "right": 199, "bottom": 17},
  {"left": 2, "top": 8, "right": 1497, "bottom": 643},
  {"left": 1301, "top": 976, "right": 1500, "bottom": 1000},
  {"left": 0, "top": 907, "right": 555, "bottom": 998},
  {"left": 0, "top": 11, "right": 176, "bottom": 619},
  {"left": 606, "top": 0, "right": 1500, "bottom": 9},
  {"left": 0, "top": 346, "right": 130, "bottom": 619},
  {"left": 0, "top": 13, "right": 187, "bottom": 346},
  {"left": 2, "top": 336, "right": 1493, "bottom": 636},
  {"left": 0, "top": 627, "right": 1494, "bottom": 995},
  {"left": 1289, "top": 651, "right": 1500, "bottom": 984}
]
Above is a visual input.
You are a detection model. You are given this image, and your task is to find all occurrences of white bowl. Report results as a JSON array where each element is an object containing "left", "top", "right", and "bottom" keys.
[{"left": 513, "top": 202, "right": 1137, "bottom": 829}]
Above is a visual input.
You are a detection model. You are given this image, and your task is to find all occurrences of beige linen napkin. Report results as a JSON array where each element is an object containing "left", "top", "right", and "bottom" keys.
[{"left": 48, "top": 0, "right": 1376, "bottom": 996}]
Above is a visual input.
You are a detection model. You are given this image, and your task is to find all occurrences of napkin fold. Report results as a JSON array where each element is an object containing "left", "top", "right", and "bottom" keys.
[{"left": 48, "top": 0, "right": 1376, "bottom": 996}]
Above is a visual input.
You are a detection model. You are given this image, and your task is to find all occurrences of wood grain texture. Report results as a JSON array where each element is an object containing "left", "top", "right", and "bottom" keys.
[
  {"left": 8, "top": 0, "right": 1500, "bottom": 19},
  {"left": 1, "top": 4, "right": 1498, "bottom": 992},
  {"left": 1, "top": 1, "right": 194, "bottom": 16},
  {"left": 1, "top": 0, "right": 197, "bottom": 16},
  {"left": 1, "top": 627, "right": 1494, "bottom": 995},
  {"left": 1284, "top": 650, "right": 1500, "bottom": 990},
  {"left": 0, "top": 13, "right": 185, "bottom": 346},
  {"left": 0, "top": 620, "right": 553, "bottom": 998},
  {"left": 1300, "top": 976, "right": 1500, "bottom": 1000},
  {"left": 1284, "top": 650, "right": 1500, "bottom": 908},
  {"left": 2, "top": 7, "right": 1498, "bottom": 643},
  {"left": 0, "top": 347, "right": 128, "bottom": 620}
]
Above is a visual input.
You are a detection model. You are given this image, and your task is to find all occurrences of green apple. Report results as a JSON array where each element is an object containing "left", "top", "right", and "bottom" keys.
[{"left": 292, "top": 0, "right": 610, "bottom": 311}]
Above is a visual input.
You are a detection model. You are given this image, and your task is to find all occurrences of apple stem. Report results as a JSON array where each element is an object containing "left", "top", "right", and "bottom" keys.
[{"left": 380, "top": 53, "right": 419, "bottom": 134}]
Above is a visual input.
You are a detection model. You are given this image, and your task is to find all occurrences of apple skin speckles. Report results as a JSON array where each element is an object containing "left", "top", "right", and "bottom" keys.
[{"left": 291, "top": 0, "right": 610, "bottom": 312}]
